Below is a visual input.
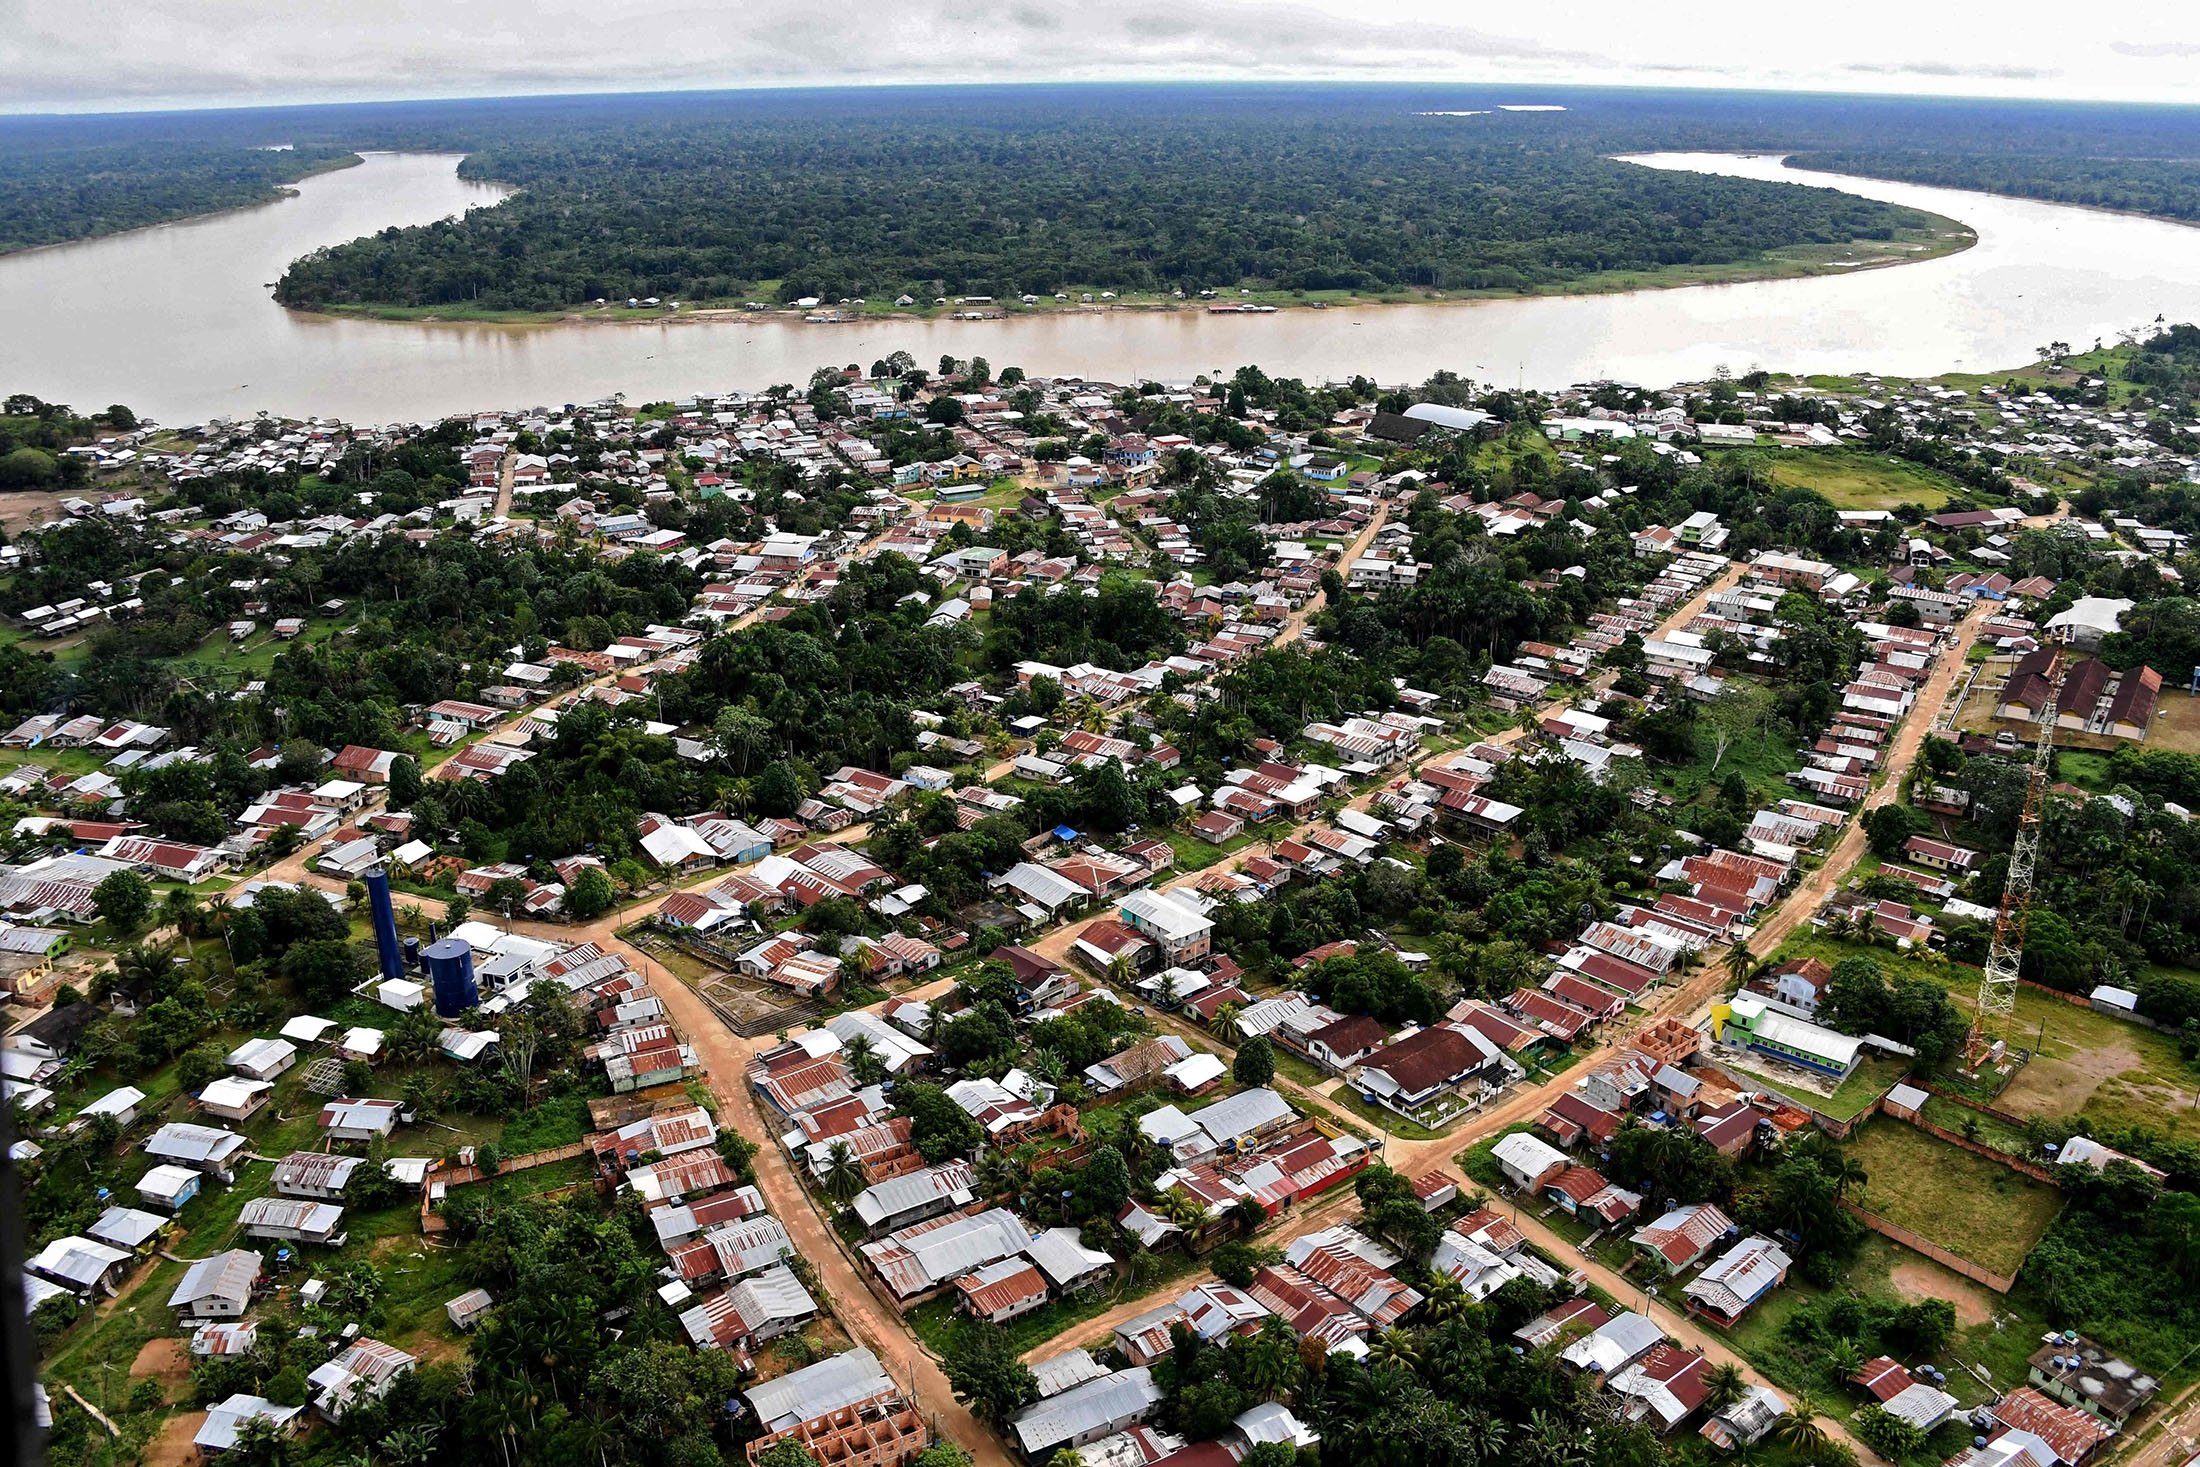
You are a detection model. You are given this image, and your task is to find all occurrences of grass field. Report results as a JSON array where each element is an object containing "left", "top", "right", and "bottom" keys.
[
  {"left": 1764, "top": 447, "right": 1967, "bottom": 511},
  {"left": 1845, "top": 1121, "right": 2063, "bottom": 1277}
]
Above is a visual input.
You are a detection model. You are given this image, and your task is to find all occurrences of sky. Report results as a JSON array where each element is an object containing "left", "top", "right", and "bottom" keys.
[{"left": 4, "top": 0, "right": 2200, "bottom": 113}]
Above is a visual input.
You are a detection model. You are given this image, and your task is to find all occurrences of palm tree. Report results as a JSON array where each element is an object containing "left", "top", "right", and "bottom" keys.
[
  {"left": 1724, "top": 941, "right": 1755, "bottom": 988},
  {"left": 161, "top": 886, "right": 202, "bottom": 944},
  {"left": 1462, "top": 1412, "right": 1510, "bottom": 1464},
  {"left": 821, "top": 1141, "right": 865, "bottom": 1208},
  {"left": 1154, "top": 1188, "right": 1209, "bottom": 1231},
  {"left": 1702, "top": 1362, "right": 1748, "bottom": 1413},
  {"left": 976, "top": 1149, "right": 1033, "bottom": 1209},
  {"left": 1106, "top": 952, "right": 1138, "bottom": 990},
  {"left": 1824, "top": 1338, "right": 1866, "bottom": 1385},
  {"left": 1367, "top": 1325, "right": 1422, "bottom": 1372},
  {"left": 1420, "top": 1274, "right": 1468, "bottom": 1323},
  {"left": 1523, "top": 1409, "right": 1588, "bottom": 1467},
  {"left": 1775, "top": 1395, "right": 1829, "bottom": 1455},
  {"left": 843, "top": 1034, "right": 886, "bottom": 1088},
  {"left": 1027, "top": 1046, "right": 1066, "bottom": 1086},
  {"left": 1047, "top": 1451, "right": 1087, "bottom": 1467}
]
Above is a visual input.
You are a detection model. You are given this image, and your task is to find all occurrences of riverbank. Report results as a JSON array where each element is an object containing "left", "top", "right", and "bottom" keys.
[{"left": 293, "top": 212, "right": 1973, "bottom": 327}]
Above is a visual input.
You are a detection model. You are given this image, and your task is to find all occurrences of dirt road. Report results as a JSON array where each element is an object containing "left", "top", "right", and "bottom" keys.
[
  {"left": 644, "top": 961, "right": 1015, "bottom": 1467},
  {"left": 1273, "top": 503, "right": 1390, "bottom": 648},
  {"left": 1743, "top": 601, "right": 1986, "bottom": 960}
]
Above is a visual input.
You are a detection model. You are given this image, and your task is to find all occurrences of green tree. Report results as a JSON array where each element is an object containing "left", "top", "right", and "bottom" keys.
[
  {"left": 565, "top": 866, "right": 617, "bottom": 921},
  {"left": 93, "top": 868, "right": 154, "bottom": 931},
  {"left": 941, "top": 1322, "right": 1038, "bottom": 1429},
  {"left": 757, "top": 1440, "right": 821, "bottom": 1467},
  {"left": 285, "top": 938, "right": 371, "bottom": 1009},
  {"left": 388, "top": 755, "right": 423, "bottom": 808},
  {"left": 1233, "top": 1034, "right": 1276, "bottom": 1088}
]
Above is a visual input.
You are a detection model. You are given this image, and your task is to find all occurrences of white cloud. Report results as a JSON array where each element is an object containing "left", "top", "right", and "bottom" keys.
[{"left": 2, "top": 0, "right": 2196, "bottom": 110}]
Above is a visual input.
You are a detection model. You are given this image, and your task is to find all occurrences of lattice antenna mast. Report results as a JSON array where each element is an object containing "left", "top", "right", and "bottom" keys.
[{"left": 1970, "top": 695, "right": 2056, "bottom": 1062}]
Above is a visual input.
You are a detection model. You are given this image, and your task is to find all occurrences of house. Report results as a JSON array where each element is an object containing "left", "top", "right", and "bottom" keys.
[
  {"left": 275, "top": 1152, "right": 365, "bottom": 1196},
  {"left": 956, "top": 1258, "right": 1051, "bottom": 1324},
  {"left": 319, "top": 1096, "right": 403, "bottom": 1143},
  {"left": 1350, "top": 1024, "right": 1509, "bottom": 1125},
  {"left": 1608, "top": 1344, "right": 1711, "bottom": 1432},
  {"left": 137, "top": 1164, "right": 204, "bottom": 1211},
  {"left": 143, "top": 1122, "right": 247, "bottom": 1181},
  {"left": 1701, "top": 1386, "right": 1788, "bottom": 1451},
  {"left": 1544, "top": 1165, "right": 1642, "bottom": 1223},
  {"left": 1560, "top": 1309, "right": 1666, "bottom": 1377},
  {"left": 77, "top": 1084, "right": 147, "bottom": 1129},
  {"left": 1682, "top": 1235, "right": 1791, "bottom": 1325},
  {"left": 308, "top": 1339, "right": 415, "bottom": 1421},
  {"left": 1903, "top": 835, "right": 1981, "bottom": 874},
  {"left": 1714, "top": 994, "right": 1863, "bottom": 1078},
  {"left": 1514, "top": 1297, "right": 1611, "bottom": 1350},
  {"left": 239, "top": 1197, "right": 348, "bottom": 1246},
  {"left": 1632, "top": 1203, "right": 1738, "bottom": 1275},
  {"left": 86, "top": 1204, "right": 171, "bottom": 1257},
  {"left": 2028, "top": 1336, "right": 2159, "bottom": 1427},
  {"left": 1012, "top": 1367, "right": 1164, "bottom": 1460},
  {"left": 851, "top": 1161, "right": 976, "bottom": 1235},
  {"left": 27, "top": 1235, "right": 134, "bottom": 1297},
  {"left": 196, "top": 1395, "right": 305, "bottom": 1454},
  {"left": 446, "top": 1288, "right": 494, "bottom": 1331},
  {"left": 1988, "top": 1386, "right": 2115, "bottom": 1466},
  {"left": 681, "top": 1266, "right": 820, "bottom": 1352},
  {"left": 1248, "top": 1263, "right": 1372, "bottom": 1353},
  {"left": 198, "top": 1076, "right": 273, "bottom": 1121},
  {"left": 1491, "top": 1131, "right": 1569, "bottom": 1192},
  {"left": 168, "top": 1249, "right": 263, "bottom": 1319},
  {"left": 225, "top": 1036, "right": 297, "bottom": 1081},
  {"left": 859, "top": 1207, "right": 1031, "bottom": 1303},
  {"left": 1116, "top": 888, "right": 1213, "bottom": 963},
  {"left": 1026, "top": 1227, "right": 1118, "bottom": 1296}
]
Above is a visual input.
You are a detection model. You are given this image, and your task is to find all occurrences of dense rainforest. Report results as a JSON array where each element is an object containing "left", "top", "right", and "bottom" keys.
[
  {"left": 14, "top": 87, "right": 2200, "bottom": 302},
  {"left": 0, "top": 138, "right": 357, "bottom": 254},
  {"left": 266, "top": 90, "right": 1935, "bottom": 309}
]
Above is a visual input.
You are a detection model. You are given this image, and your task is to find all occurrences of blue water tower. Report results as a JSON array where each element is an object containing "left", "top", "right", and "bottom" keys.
[
  {"left": 423, "top": 937, "right": 480, "bottom": 1018},
  {"left": 365, "top": 868, "right": 405, "bottom": 983}
]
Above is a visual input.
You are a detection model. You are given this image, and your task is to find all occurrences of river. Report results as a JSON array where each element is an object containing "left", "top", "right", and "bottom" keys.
[{"left": 2, "top": 148, "right": 2197, "bottom": 426}]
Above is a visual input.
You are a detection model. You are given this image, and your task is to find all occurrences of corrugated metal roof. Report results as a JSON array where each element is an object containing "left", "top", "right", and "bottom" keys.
[{"left": 1013, "top": 1368, "right": 1161, "bottom": 1456}]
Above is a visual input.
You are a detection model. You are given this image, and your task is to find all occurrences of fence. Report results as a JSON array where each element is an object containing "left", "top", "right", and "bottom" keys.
[
  {"left": 1840, "top": 1199, "right": 2020, "bottom": 1293},
  {"left": 1890, "top": 1109, "right": 2060, "bottom": 1183},
  {"left": 1905, "top": 1077, "right": 2037, "bottom": 1135}
]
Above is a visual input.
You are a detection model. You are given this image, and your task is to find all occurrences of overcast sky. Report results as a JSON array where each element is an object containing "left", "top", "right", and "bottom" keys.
[{"left": 5, "top": 0, "right": 2200, "bottom": 113}]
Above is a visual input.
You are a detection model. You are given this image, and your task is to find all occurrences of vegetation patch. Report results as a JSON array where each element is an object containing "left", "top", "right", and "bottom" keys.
[{"left": 1845, "top": 1121, "right": 2063, "bottom": 1277}]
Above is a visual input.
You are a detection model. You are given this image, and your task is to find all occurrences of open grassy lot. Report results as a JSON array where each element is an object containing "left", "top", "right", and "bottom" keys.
[
  {"left": 1845, "top": 1121, "right": 2063, "bottom": 1278},
  {"left": 1763, "top": 447, "right": 1966, "bottom": 511},
  {"left": 1645, "top": 681, "right": 1805, "bottom": 814}
]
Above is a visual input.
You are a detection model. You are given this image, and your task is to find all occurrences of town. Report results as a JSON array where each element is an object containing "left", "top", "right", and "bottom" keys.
[{"left": 6, "top": 323, "right": 2200, "bottom": 1467}]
